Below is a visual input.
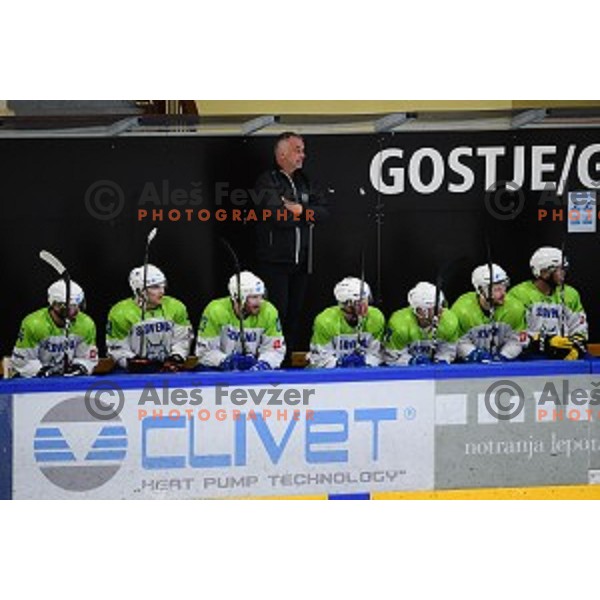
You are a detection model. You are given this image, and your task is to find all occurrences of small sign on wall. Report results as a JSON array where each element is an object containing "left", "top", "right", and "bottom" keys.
[{"left": 568, "top": 190, "right": 596, "bottom": 233}]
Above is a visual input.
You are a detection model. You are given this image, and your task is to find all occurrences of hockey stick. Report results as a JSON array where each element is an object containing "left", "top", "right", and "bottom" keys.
[
  {"left": 485, "top": 235, "right": 497, "bottom": 355},
  {"left": 430, "top": 271, "right": 443, "bottom": 361},
  {"left": 39, "top": 250, "right": 72, "bottom": 372},
  {"left": 360, "top": 146, "right": 384, "bottom": 308},
  {"left": 559, "top": 234, "right": 567, "bottom": 337},
  {"left": 356, "top": 243, "right": 367, "bottom": 354},
  {"left": 220, "top": 237, "right": 247, "bottom": 355},
  {"left": 139, "top": 227, "right": 158, "bottom": 358}
]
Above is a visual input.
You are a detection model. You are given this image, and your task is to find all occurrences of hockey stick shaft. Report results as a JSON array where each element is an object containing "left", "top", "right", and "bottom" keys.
[
  {"left": 140, "top": 227, "right": 158, "bottom": 358},
  {"left": 560, "top": 236, "right": 567, "bottom": 337},
  {"left": 485, "top": 235, "right": 497, "bottom": 354},
  {"left": 220, "top": 238, "right": 247, "bottom": 354},
  {"left": 39, "top": 250, "right": 72, "bottom": 371}
]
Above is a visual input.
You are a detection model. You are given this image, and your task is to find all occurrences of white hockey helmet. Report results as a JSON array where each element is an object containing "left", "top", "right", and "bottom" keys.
[
  {"left": 408, "top": 282, "right": 444, "bottom": 312},
  {"left": 530, "top": 247, "right": 568, "bottom": 277},
  {"left": 129, "top": 264, "right": 167, "bottom": 295},
  {"left": 472, "top": 264, "right": 509, "bottom": 294},
  {"left": 334, "top": 277, "right": 371, "bottom": 304},
  {"left": 228, "top": 271, "right": 265, "bottom": 303},
  {"left": 47, "top": 280, "right": 85, "bottom": 305}
]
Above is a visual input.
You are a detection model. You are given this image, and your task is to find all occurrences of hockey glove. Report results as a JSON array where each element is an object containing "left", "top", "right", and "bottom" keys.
[
  {"left": 161, "top": 354, "right": 185, "bottom": 372},
  {"left": 337, "top": 353, "right": 367, "bottom": 368},
  {"left": 64, "top": 363, "right": 88, "bottom": 377},
  {"left": 220, "top": 353, "right": 257, "bottom": 371},
  {"left": 546, "top": 336, "right": 581, "bottom": 361},
  {"left": 465, "top": 348, "right": 494, "bottom": 363},
  {"left": 127, "top": 357, "right": 163, "bottom": 374},
  {"left": 37, "top": 364, "right": 64, "bottom": 378},
  {"left": 409, "top": 355, "right": 432, "bottom": 366},
  {"left": 249, "top": 360, "right": 272, "bottom": 371}
]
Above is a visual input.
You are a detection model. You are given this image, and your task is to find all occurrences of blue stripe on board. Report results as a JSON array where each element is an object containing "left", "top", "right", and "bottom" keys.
[
  {"left": 84, "top": 450, "right": 127, "bottom": 461},
  {"left": 99, "top": 426, "right": 127, "bottom": 436},
  {"left": 2, "top": 359, "right": 590, "bottom": 396},
  {"left": 34, "top": 451, "right": 75, "bottom": 463},
  {"left": 92, "top": 437, "right": 128, "bottom": 449},
  {"left": 34, "top": 439, "right": 69, "bottom": 450},
  {"left": 34, "top": 427, "right": 62, "bottom": 438}
]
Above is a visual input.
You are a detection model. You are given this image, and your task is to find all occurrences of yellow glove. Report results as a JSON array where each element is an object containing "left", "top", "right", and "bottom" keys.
[
  {"left": 564, "top": 349, "right": 579, "bottom": 361},
  {"left": 548, "top": 336, "right": 573, "bottom": 350},
  {"left": 547, "top": 336, "right": 578, "bottom": 360}
]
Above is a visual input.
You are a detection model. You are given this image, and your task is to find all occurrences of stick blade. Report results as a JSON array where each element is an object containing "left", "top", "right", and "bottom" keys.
[
  {"left": 147, "top": 227, "right": 158, "bottom": 244},
  {"left": 39, "top": 250, "right": 66, "bottom": 276}
]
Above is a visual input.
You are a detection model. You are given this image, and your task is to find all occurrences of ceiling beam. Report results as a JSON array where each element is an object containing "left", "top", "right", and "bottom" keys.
[
  {"left": 0, "top": 116, "right": 140, "bottom": 138},
  {"left": 373, "top": 112, "right": 410, "bottom": 133},
  {"left": 511, "top": 109, "right": 547, "bottom": 128},
  {"left": 241, "top": 115, "right": 276, "bottom": 135}
]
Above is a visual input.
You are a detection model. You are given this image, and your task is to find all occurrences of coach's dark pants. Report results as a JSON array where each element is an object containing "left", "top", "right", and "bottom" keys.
[{"left": 257, "top": 262, "right": 309, "bottom": 356}]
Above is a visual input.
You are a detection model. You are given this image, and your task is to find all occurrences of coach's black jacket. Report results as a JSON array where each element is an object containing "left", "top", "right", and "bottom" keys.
[{"left": 254, "top": 168, "right": 329, "bottom": 271}]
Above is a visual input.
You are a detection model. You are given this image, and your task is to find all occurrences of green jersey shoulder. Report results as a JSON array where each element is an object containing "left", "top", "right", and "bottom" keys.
[
  {"left": 385, "top": 307, "right": 458, "bottom": 350},
  {"left": 311, "top": 305, "right": 385, "bottom": 346},
  {"left": 16, "top": 307, "right": 96, "bottom": 348}
]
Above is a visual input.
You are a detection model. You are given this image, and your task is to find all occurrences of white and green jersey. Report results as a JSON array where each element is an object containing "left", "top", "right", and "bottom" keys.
[
  {"left": 107, "top": 296, "right": 192, "bottom": 368},
  {"left": 508, "top": 280, "right": 588, "bottom": 341},
  {"left": 308, "top": 306, "right": 385, "bottom": 368},
  {"left": 195, "top": 297, "right": 285, "bottom": 368},
  {"left": 451, "top": 292, "right": 527, "bottom": 360},
  {"left": 10, "top": 307, "right": 98, "bottom": 377},
  {"left": 384, "top": 307, "right": 459, "bottom": 365}
]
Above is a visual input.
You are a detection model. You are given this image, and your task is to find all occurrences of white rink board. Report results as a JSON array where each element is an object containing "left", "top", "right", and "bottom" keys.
[{"left": 13, "top": 379, "right": 435, "bottom": 499}]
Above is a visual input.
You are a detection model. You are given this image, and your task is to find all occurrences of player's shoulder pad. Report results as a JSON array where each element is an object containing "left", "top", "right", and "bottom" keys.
[
  {"left": 162, "top": 295, "right": 189, "bottom": 313},
  {"left": 367, "top": 306, "right": 385, "bottom": 325},
  {"left": 202, "top": 297, "right": 232, "bottom": 320},
  {"left": 440, "top": 307, "right": 459, "bottom": 328},
  {"left": 563, "top": 284, "right": 581, "bottom": 300},
  {"left": 75, "top": 311, "right": 96, "bottom": 330},
  {"left": 563, "top": 285, "right": 585, "bottom": 310},
  {"left": 21, "top": 307, "right": 51, "bottom": 337},
  {"left": 504, "top": 294, "right": 526, "bottom": 311},
  {"left": 507, "top": 280, "right": 532, "bottom": 296},
  {"left": 451, "top": 291, "right": 476, "bottom": 313},
  {"left": 313, "top": 306, "right": 339, "bottom": 329},
  {"left": 387, "top": 307, "right": 413, "bottom": 329},
  {"left": 108, "top": 297, "right": 136, "bottom": 316},
  {"left": 260, "top": 299, "right": 279, "bottom": 317}
]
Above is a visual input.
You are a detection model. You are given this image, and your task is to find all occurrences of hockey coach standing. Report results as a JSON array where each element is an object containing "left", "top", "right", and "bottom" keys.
[{"left": 254, "top": 132, "right": 329, "bottom": 362}]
